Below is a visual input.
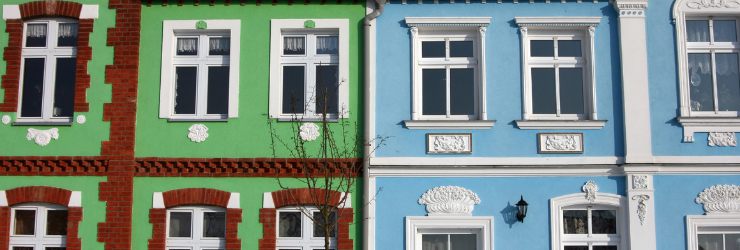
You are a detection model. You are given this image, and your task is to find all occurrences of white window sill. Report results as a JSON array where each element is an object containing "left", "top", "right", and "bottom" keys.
[
  {"left": 277, "top": 117, "right": 339, "bottom": 122},
  {"left": 168, "top": 118, "right": 228, "bottom": 122},
  {"left": 514, "top": 120, "right": 607, "bottom": 130},
  {"left": 13, "top": 121, "right": 73, "bottom": 126},
  {"left": 403, "top": 120, "right": 495, "bottom": 130},
  {"left": 676, "top": 116, "right": 740, "bottom": 142}
]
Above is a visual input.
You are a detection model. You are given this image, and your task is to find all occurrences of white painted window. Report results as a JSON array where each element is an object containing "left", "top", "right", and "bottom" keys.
[
  {"left": 17, "top": 18, "right": 78, "bottom": 124},
  {"left": 269, "top": 19, "right": 349, "bottom": 121},
  {"left": 515, "top": 17, "right": 605, "bottom": 130},
  {"left": 550, "top": 193, "right": 627, "bottom": 250},
  {"left": 276, "top": 207, "right": 337, "bottom": 250},
  {"left": 405, "top": 216, "right": 493, "bottom": 250},
  {"left": 9, "top": 203, "right": 68, "bottom": 250},
  {"left": 166, "top": 206, "right": 226, "bottom": 250},
  {"left": 159, "top": 20, "right": 241, "bottom": 121},
  {"left": 687, "top": 214, "right": 740, "bottom": 250}
]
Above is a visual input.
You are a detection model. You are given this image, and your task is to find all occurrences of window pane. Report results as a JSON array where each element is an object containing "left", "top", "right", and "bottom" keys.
[
  {"left": 591, "top": 210, "right": 617, "bottom": 234},
  {"left": 422, "top": 234, "right": 448, "bottom": 250},
  {"left": 687, "top": 20, "right": 710, "bottom": 42},
  {"left": 530, "top": 40, "right": 554, "bottom": 57},
  {"left": 317, "top": 36, "right": 339, "bottom": 54},
  {"left": 593, "top": 246, "right": 618, "bottom": 250},
  {"left": 726, "top": 234, "right": 740, "bottom": 250},
  {"left": 209, "top": 37, "right": 230, "bottom": 55},
  {"left": 312, "top": 211, "right": 337, "bottom": 237},
  {"left": 714, "top": 20, "right": 737, "bottom": 42},
  {"left": 177, "top": 38, "right": 198, "bottom": 56},
  {"left": 450, "top": 41, "right": 473, "bottom": 57},
  {"left": 564, "top": 246, "right": 589, "bottom": 250},
  {"left": 14, "top": 210, "right": 36, "bottom": 235},
  {"left": 45, "top": 248, "right": 66, "bottom": 250},
  {"left": 450, "top": 68, "right": 475, "bottom": 115},
  {"left": 315, "top": 65, "right": 339, "bottom": 115},
  {"left": 450, "top": 234, "right": 477, "bottom": 250},
  {"left": 169, "top": 212, "right": 192, "bottom": 237},
  {"left": 207, "top": 66, "right": 230, "bottom": 115},
  {"left": 559, "top": 68, "right": 585, "bottom": 114},
  {"left": 26, "top": 23, "right": 47, "bottom": 47},
  {"left": 174, "top": 67, "right": 197, "bottom": 115},
  {"left": 282, "top": 66, "right": 305, "bottom": 114},
  {"left": 563, "top": 210, "right": 588, "bottom": 234},
  {"left": 422, "top": 41, "right": 445, "bottom": 58},
  {"left": 53, "top": 57, "right": 77, "bottom": 117},
  {"left": 422, "top": 69, "right": 447, "bottom": 115},
  {"left": 12, "top": 247, "right": 33, "bottom": 250},
  {"left": 688, "top": 53, "right": 715, "bottom": 111},
  {"left": 699, "top": 234, "right": 724, "bottom": 250},
  {"left": 21, "top": 58, "right": 45, "bottom": 118},
  {"left": 57, "top": 23, "right": 78, "bottom": 47},
  {"left": 715, "top": 53, "right": 740, "bottom": 111},
  {"left": 279, "top": 212, "right": 301, "bottom": 237},
  {"left": 558, "top": 40, "right": 582, "bottom": 57},
  {"left": 203, "top": 212, "right": 225, "bottom": 238},
  {"left": 531, "top": 68, "right": 557, "bottom": 114},
  {"left": 284, "top": 37, "right": 305, "bottom": 55},
  {"left": 46, "top": 210, "right": 68, "bottom": 235}
]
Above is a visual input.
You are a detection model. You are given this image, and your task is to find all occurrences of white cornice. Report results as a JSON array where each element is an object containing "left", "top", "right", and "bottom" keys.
[
  {"left": 653, "top": 156, "right": 740, "bottom": 164},
  {"left": 405, "top": 17, "right": 492, "bottom": 27},
  {"left": 515, "top": 16, "right": 602, "bottom": 27},
  {"left": 369, "top": 165, "right": 623, "bottom": 177},
  {"left": 370, "top": 156, "right": 623, "bottom": 166}
]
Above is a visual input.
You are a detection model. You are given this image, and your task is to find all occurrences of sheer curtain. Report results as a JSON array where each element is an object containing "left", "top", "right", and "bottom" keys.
[
  {"left": 58, "top": 23, "right": 78, "bottom": 38},
  {"left": 177, "top": 38, "right": 198, "bottom": 53},
  {"left": 26, "top": 24, "right": 47, "bottom": 38},
  {"left": 209, "top": 38, "right": 230, "bottom": 54},
  {"left": 284, "top": 37, "right": 305, "bottom": 52},
  {"left": 687, "top": 20, "right": 709, "bottom": 42},
  {"left": 316, "top": 36, "right": 338, "bottom": 53}
]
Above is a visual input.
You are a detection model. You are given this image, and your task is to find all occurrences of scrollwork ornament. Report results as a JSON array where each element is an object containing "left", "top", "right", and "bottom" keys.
[
  {"left": 633, "top": 175, "right": 648, "bottom": 189},
  {"left": 187, "top": 124, "right": 209, "bottom": 143},
  {"left": 588, "top": 26, "right": 595, "bottom": 37},
  {"left": 299, "top": 123, "right": 320, "bottom": 141},
  {"left": 410, "top": 27, "right": 419, "bottom": 38},
  {"left": 583, "top": 180, "right": 599, "bottom": 202},
  {"left": 434, "top": 135, "right": 466, "bottom": 152},
  {"left": 418, "top": 186, "right": 481, "bottom": 215},
  {"left": 478, "top": 26, "right": 487, "bottom": 37},
  {"left": 519, "top": 26, "right": 527, "bottom": 36},
  {"left": 632, "top": 195, "right": 650, "bottom": 225},
  {"left": 695, "top": 184, "right": 740, "bottom": 213},
  {"left": 26, "top": 128, "right": 59, "bottom": 146},
  {"left": 708, "top": 132, "right": 737, "bottom": 147},
  {"left": 545, "top": 135, "right": 577, "bottom": 151},
  {"left": 687, "top": 0, "right": 740, "bottom": 9}
]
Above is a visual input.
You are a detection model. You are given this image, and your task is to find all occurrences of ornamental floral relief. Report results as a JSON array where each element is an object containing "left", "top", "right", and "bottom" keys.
[
  {"left": 187, "top": 124, "right": 209, "bottom": 143},
  {"left": 583, "top": 181, "right": 599, "bottom": 202},
  {"left": 26, "top": 128, "right": 59, "bottom": 146},
  {"left": 632, "top": 195, "right": 650, "bottom": 225},
  {"left": 539, "top": 133, "right": 583, "bottom": 153},
  {"left": 633, "top": 175, "right": 648, "bottom": 189},
  {"left": 695, "top": 184, "right": 740, "bottom": 213},
  {"left": 708, "top": 132, "right": 737, "bottom": 147},
  {"left": 1, "top": 115, "right": 10, "bottom": 124},
  {"left": 427, "top": 134, "right": 472, "bottom": 154},
  {"left": 418, "top": 186, "right": 481, "bottom": 215},
  {"left": 687, "top": 0, "right": 740, "bottom": 9},
  {"left": 299, "top": 123, "right": 320, "bottom": 141}
]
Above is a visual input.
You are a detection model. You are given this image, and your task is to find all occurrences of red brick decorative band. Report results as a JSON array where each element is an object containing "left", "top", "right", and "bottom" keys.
[
  {"left": 0, "top": 156, "right": 108, "bottom": 176},
  {"left": 145, "top": 0, "right": 359, "bottom": 6},
  {"left": 134, "top": 157, "right": 362, "bottom": 177},
  {"left": 162, "top": 188, "right": 231, "bottom": 208}
]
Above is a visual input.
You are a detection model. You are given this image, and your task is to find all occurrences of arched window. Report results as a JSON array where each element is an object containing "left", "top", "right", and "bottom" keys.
[{"left": 550, "top": 193, "right": 627, "bottom": 250}]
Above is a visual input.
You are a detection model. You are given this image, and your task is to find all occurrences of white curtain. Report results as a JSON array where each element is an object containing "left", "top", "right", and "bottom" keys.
[
  {"left": 422, "top": 242, "right": 446, "bottom": 250},
  {"left": 713, "top": 20, "right": 737, "bottom": 42},
  {"left": 177, "top": 38, "right": 198, "bottom": 53},
  {"left": 209, "top": 37, "right": 230, "bottom": 53},
  {"left": 715, "top": 53, "right": 739, "bottom": 76},
  {"left": 316, "top": 36, "right": 338, "bottom": 53},
  {"left": 26, "top": 24, "right": 47, "bottom": 38},
  {"left": 284, "top": 37, "right": 304, "bottom": 52},
  {"left": 687, "top": 21, "right": 709, "bottom": 42},
  {"left": 58, "top": 23, "right": 78, "bottom": 38},
  {"left": 689, "top": 53, "right": 739, "bottom": 76}
]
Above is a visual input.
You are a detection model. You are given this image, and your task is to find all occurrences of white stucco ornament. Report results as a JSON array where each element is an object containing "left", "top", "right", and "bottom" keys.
[
  {"left": 187, "top": 124, "right": 209, "bottom": 143},
  {"left": 633, "top": 175, "right": 648, "bottom": 189},
  {"left": 686, "top": 0, "right": 740, "bottom": 9},
  {"left": 708, "top": 132, "right": 737, "bottom": 147},
  {"left": 26, "top": 128, "right": 59, "bottom": 146},
  {"left": 1, "top": 115, "right": 10, "bottom": 124},
  {"left": 632, "top": 195, "right": 650, "bottom": 225},
  {"left": 299, "top": 123, "right": 320, "bottom": 141},
  {"left": 695, "top": 184, "right": 740, "bottom": 213},
  {"left": 76, "top": 115, "right": 86, "bottom": 124},
  {"left": 418, "top": 186, "right": 481, "bottom": 216},
  {"left": 582, "top": 180, "right": 599, "bottom": 203}
]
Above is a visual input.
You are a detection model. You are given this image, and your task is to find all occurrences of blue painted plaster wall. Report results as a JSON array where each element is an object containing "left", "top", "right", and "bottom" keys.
[
  {"left": 654, "top": 175, "right": 740, "bottom": 250},
  {"left": 647, "top": 0, "right": 740, "bottom": 156},
  {"left": 374, "top": 176, "right": 625, "bottom": 250},
  {"left": 374, "top": 2, "right": 624, "bottom": 158}
]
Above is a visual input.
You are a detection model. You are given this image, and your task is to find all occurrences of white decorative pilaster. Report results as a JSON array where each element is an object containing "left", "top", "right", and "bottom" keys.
[
  {"left": 614, "top": 0, "right": 653, "bottom": 164},
  {"left": 625, "top": 171, "right": 656, "bottom": 250},
  {"left": 410, "top": 26, "right": 419, "bottom": 120}
]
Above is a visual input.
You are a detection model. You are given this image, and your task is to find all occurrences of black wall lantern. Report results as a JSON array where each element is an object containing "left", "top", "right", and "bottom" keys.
[{"left": 516, "top": 196, "right": 528, "bottom": 223}]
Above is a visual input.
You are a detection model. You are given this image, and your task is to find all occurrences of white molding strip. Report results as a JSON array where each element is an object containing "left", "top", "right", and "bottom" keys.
[
  {"left": 68, "top": 191, "right": 82, "bottom": 207},
  {"left": 653, "top": 156, "right": 740, "bottom": 164},
  {"left": 371, "top": 157, "right": 623, "bottom": 166},
  {"left": 0, "top": 191, "right": 7, "bottom": 206},
  {"left": 79, "top": 5, "right": 99, "bottom": 19},
  {"left": 153, "top": 192, "right": 165, "bottom": 208},
  {"left": 369, "top": 166, "right": 622, "bottom": 177},
  {"left": 2, "top": 5, "right": 20, "bottom": 20},
  {"left": 227, "top": 193, "right": 240, "bottom": 208}
]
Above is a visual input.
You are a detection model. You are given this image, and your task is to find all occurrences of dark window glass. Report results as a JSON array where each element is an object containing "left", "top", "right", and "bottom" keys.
[
  {"left": 726, "top": 234, "right": 740, "bottom": 250},
  {"left": 13, "top": 248, "right": 34, "bottom": 250},
  {"left": 450, "top": 234, "right": 477, "bottom": 250},
  {"left": 209, "top": 37, "right": 230, "bottom": 55},
  {"left": 531, "top": 68, "right": 557, "bottom": 114},
  {"left": 422, "top": 69, "right": 446, "bottom": 115},
  {"left": 563, "top": 210, "right": 588, "bottom": 234},
  {"left": 206, "top": 66, "right": 230, "bottom": 115},
  {"left": 450, "top": 41, "right": 474, "bottom": 57},
  {"left": 422, "top": 234, "right": 448, "bottom": 250},
  {"left": 46, "top": 248, "right": 67, "bottom": 250},
  {"left": 715, "top": 53, "right": 740, "bottom": 111},
  {"left": 530, "top": 40, "right": 554, "bottom": 57},
  {"left": 714, "top": 20, "right": 737, "bottom": 42},
  {"left": 698, "top": 234, "right": 723, "bottom": 250},
  {"left": 687, "top": 20, "right": 710, "bottom": 42},
  {"left": 176, "top": 38, "right": 198, "bottom": 56},
  {"left": 168, "top": 212, "right": 192, "bottom": 237},
  {"left": 450, "top": 68, "right": 475, "bottom": 115},
  {"left": 57, "top": 23, "right": 78, "bottom": 47},
  {"left": 174, "top": 67, "right": 197, "bottom": 115},
  {"left": 26, "top": 23, "right": 47, "bottom": 47},
  {"left": 284, "top": 37, "right": 305, "bottom": 55},
  {"left": 279, "top": 212, "right": 301, "bottom": 237},
  {"left": 559, "top": 68, "right": 585, "bottom": 114},
  {"left": 422, "top": 41, "right": 446, "bottom": 58},
  {"left": 591, "top": 210, "right": 617, "bottom": 234},
  {"left": 21, "top": 58, "right": 45, "bottom": 118},
  {"left": 315, "top": 65, "right": 339, "bottom": 115},
  {"left": 53, "top": 57, "right": 77, "bottom": 117},
  {"left": 593, "top": 246, "right": 618, "bottom": 250},
  {"left": 312, "top": 211, "right": 336, "bottom": 237},
  {"left": 46, "top": 210, "right": 68, "bottom": 235},
  {"left": 202, "top": 212, "right": 226, "bottom": 237},
  {"left": 558, "top": 40, "right": 582, "bottom": 57},
  {"left": 282, "top": 66, "right": 305, "bottom": 114},
  {"left": 564, "top": 246, "right": 589, "bottom": 250},
  {"left": 13, "top": 210, "right": 36, "bottom": 235},
  {"left": 688, "top": 53, "right": 715, "bottom": 111}
]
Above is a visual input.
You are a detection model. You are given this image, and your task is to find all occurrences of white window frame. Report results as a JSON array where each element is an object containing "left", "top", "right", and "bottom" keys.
[
  {"left": 268, "top": 19, "right": 349, "bottom": 122},
  {"left": 405, "top": 216, "right": 493, "bottom": 250},
  {"left": 9, "top": 203, "right": 68, "bottom": 250},
  {"left": 515, "top": 17, "right": 606, "bottom": 130},
  {"left": 159, "top": 19, "right": 241, "bottom": 121},
  {"left": 166, "top": 205, "right": 226, "bottom": 250},
  {"left": 16, "top": 18, "right": 78, "bottom": 124},
  {"left": 550, "top": 193, "right": 627, "bottom": 250},
  {"left": 687, "top": 214, "right": 740, "bottom": 250},
  {"left": 275, "top": 206, "right": 338, "bottom": 250}
]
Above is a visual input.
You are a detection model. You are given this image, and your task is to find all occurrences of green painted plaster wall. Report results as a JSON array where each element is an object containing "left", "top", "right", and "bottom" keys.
[
  {"left": 135, "top": 3, "right": 365, "bottom": 158},
  {"left": 0, "top": 0, "right": 114, "bottom": 156},
  {"left": 0, "top": 176, "right": 107, "bottom": 250},
  {"left": 132, "top": 177, "right": 363, "bottom": 250}
]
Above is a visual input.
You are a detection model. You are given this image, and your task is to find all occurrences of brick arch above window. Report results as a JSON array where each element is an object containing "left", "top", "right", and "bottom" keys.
[
  {"left": 18, "top": 1, "right": 83, "bottom": 19},
  {"left": 160, "top": 187, "right": 235, "bottom": 208},
  {"left": 268, "top": 187, "right": 345, "bottom": 208}
]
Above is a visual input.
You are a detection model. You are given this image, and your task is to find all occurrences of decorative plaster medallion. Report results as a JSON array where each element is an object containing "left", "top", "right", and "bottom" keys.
[
  {"left": 687, "top": 0, "right": 740, "bottom": 9},
  {"left": 708, "top": 132, "right": 737, "bottom": 147},
  {"left": 304, "top": 20, "right": 315, "bottom": 28},
  {"left": 695, "top": 184, "right": 740, "bottom": 213},
  {"left": 187, "top": 124, "right": 209, "bottom": 143},
  {"left": 26, "top": 128, "right": 59, "bottom": 146},
  {"left": 582, "top": 180, "right": 599, "bottom": 202},
  {"left": 1, "top": 115, "right": 10, "bottom": 124},
  {"left": 76, "top": 115, "right": 86, "bottom": 124},
  {"left": 632, "top": 195, "right": 650, "bottom": 225},
  {"left": 538, "top": 133, "right": 583, "bottom": 153},
  {"left": 633, "top": 175, "right": 648, "bottom": 189},
  {"left": 418, "top": 186, "right": 481, "bottom": 215},
  {"left": 427, "top": 133, "right": 472, "bottom": 154},
  {"left": 299, "top": 123, "right": 320, "bottom": 141},
  {"left": 196, "top": 20, "right": 207, "bottom": 29}
]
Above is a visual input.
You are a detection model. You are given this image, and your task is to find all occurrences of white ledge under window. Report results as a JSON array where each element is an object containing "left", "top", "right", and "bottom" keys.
[
  {"left": 403, "top": 120, "right": 496, "bottom": 130},
  {"left": 676, "top": 116, "right": 740, "bottom": 142},
  {"left": 515, "top": 120, "right": 607, "bottom": 130}
]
